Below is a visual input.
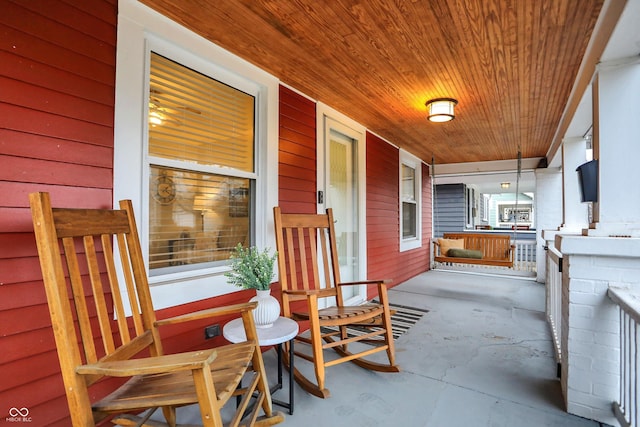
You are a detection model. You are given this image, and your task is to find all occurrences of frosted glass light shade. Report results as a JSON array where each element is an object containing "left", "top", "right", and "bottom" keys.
[{"left": 426, "top": 98, "right": 457, "bottom": 122}]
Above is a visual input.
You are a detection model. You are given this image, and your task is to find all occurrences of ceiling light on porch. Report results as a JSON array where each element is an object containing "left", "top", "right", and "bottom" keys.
[
  {"left": 426, "top": 98, "right": 458, "bottom": 122},
  {"left": 501, "top": 182, "right": 510, "bottom": 189}
]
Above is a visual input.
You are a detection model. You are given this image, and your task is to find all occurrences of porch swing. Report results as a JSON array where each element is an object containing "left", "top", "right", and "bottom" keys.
[{"left": 432, "top": 154, "right": 517, "bottom": 269}]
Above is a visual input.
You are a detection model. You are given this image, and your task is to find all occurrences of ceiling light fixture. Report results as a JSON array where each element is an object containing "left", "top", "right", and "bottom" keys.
[
  {"left": 501, "top": 182, "right": 510, "bottom": 189},
  {"left": 426, "top": 98, "right": 458, "bottom": 122}
]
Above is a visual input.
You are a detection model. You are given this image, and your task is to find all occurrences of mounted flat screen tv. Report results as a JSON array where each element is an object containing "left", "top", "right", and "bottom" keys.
[{"left": 576, "top": 159, "right": 598, "bottom": 203}]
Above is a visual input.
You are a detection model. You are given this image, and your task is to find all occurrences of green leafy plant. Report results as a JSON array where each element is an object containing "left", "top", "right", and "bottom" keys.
[{"left": 225, "top": 243, "right": 277, "bottom": 291}]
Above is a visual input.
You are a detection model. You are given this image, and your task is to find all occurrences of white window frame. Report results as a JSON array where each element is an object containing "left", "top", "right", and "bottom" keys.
[
  {"left": 114, "top": 0, "right": 279, "bottom": 311},
  {"left": 399, "top": 150, "right": 422, "bottom": 252},
  {"left": 482, "top": 195, "right": 490, "bottom": 221},
  {"left": 465, "top": 186, "right": 474, "bottom": 229}
]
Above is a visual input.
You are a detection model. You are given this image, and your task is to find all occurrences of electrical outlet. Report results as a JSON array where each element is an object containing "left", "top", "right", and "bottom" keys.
[{"left": 204, "top": 324, "right": 220, "bottom": 339}]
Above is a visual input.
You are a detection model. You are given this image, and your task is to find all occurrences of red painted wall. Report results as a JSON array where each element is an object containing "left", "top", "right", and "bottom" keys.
[
  {"left": 0, "top": 3, "right": 431, "bottom": 425},
  {"left": 278, "top": 86, "right": 317, "bottom": 213},
  {"left": 366, "top": 133, "right": 430, "bottom": 292},
  {"left": 0, "top": 1, "right": 118, "bottom": 425}
]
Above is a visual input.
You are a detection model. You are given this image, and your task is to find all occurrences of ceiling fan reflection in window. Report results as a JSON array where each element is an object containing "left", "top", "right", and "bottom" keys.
[{"left": 148, "top": 88, "right": 203, "bottom": 128}]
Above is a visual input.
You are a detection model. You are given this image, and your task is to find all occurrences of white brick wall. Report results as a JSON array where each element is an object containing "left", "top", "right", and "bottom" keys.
[
  {"left": 558, "top": 234, "right": 640, "bottom": 426},
  {"left": 535, "top": 168, "right": 563, "bottom": 282},
  {"left": 565, "top": 254, "right": 620, "bottom": 426}
]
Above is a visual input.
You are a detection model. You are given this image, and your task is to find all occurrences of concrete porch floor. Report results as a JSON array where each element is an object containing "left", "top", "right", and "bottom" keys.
[{"left": 172, "top": 270, "right": 608, "bottom": 426}]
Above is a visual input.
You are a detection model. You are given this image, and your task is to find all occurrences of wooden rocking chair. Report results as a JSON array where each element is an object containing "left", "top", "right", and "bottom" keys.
[
  {"left": 29, "top": 192, "right": 285, "bottom": 427},
  {"left": 272, "top": 207, "right": 399, "bottom": 398}
]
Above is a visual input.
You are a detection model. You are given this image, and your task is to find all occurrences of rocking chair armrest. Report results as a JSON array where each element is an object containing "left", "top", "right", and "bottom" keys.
[
  {"left": 337, "top": 279, "right": 391, "bottom": 287},
  {"left": 155, "top": 301, "right": 258, "bottom": 327},
  {"left": 282, "top": 288, "right": 336, "bottom": 298},
  {"left": 76, "top": 349, "right": 219, "bottom": 377}
]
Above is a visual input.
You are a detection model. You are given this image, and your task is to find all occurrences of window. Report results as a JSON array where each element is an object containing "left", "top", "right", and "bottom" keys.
[
  {"left": 148, "top": 53, "right": 255, "bottom": 275},
  {"left": 465, "top": 186, "right": 475, "bottom": 228},
  {"left": 402, "top": 165, "right": 417, "bottom": 238},
  {"left": 114, "top": 1, "right": 278, "bottom": 310},
  {"left": 482, "top": 195, "right": 490, "bottom": 221},
  {"left": 498, "top": 203, "right": 533, "bottom": 227},
  {"left": 400, "top": 150, "right": 422, "bottom": 251}
]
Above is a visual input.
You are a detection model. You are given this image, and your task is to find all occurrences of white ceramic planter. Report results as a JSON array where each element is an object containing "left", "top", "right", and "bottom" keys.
[{"left": 249, "top": 289, "right": 280, "bottom": 328}]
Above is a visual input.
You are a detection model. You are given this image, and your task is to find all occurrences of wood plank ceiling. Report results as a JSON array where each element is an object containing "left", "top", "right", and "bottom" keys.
[{"left": 140, "top": 0, "right": 604, "bottom": 165}]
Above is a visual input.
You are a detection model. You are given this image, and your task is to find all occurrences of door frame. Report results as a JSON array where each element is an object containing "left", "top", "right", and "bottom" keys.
[{"left": 316, "top": 103, "right": 367, "bottom": 306}]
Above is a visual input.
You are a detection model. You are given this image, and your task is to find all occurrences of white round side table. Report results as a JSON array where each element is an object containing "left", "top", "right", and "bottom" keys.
[{"left": 223, "top": 316, "right": 298, "bottom": 414}]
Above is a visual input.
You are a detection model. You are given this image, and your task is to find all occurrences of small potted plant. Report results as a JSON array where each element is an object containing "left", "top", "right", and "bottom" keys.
[{"left": 225, "top": 243, "right": 279, "bottom": 328}]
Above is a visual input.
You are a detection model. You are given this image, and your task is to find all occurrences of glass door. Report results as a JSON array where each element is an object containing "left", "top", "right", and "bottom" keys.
[{"left": 323, "top": 119, "right": 365, "bottom": 305}]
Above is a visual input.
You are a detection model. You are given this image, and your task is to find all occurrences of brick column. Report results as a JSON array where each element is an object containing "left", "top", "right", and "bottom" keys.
[
  {"left": 587, "top": 59, "right": 640, "bottom": 237},
  {"left": 557, "top": 234, "right": 640, "bottom": 426},
  {"left": 535, "top": 168, "right": 563, "bottom": 282}
]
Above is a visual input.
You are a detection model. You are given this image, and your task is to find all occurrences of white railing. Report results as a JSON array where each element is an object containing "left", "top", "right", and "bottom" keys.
[
  {"left": 608, "top": 286, "right": 640, "bottom": 427},
  {"left": 546, "top": 245, "right": 563, "bottom": 366},
  {"left": 513, "top": 240, "right": 536, "bottom": 273}
]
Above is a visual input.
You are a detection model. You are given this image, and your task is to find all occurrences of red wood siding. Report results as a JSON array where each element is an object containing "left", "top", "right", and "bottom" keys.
[
  {"left": 366, "top": 132, "right": 401, "bottom": 282},
  {"left": 278, "top": 86, "right": 316, "bottom": 213},
  {"left": 275, "top": 86, "right": 316, "bottom": 309},
  {"left": 365, "top": 133, "right": 430, "bottom": 296},
  {"left": 0, "top": 1, "right": 118, "bottom": 425}
]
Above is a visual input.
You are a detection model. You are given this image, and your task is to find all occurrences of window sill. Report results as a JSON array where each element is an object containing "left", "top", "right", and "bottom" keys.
[{"left": 400, "top": 238, "right": 422, "bottom": 252}]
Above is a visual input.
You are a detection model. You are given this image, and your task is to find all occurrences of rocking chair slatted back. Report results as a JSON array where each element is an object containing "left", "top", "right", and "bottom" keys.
[
  {"left": 277, "top": 211, "right": 341, "bottom": 302},
  {"left": 44, "top": 199, "right": 160, "bottom": 371}
]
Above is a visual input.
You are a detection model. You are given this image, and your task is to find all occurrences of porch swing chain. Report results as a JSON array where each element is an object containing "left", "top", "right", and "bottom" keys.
[{"left": 513, "top": 149, "right": 522, "bottom": 243}]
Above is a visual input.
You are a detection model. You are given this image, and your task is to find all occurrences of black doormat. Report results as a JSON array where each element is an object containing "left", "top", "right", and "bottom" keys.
[
  {"left": 384, "top": 302, "right": 429, "bottom": 339},
  {"left": 321, "top": 302, "right": 428, "bottom": 341}
]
